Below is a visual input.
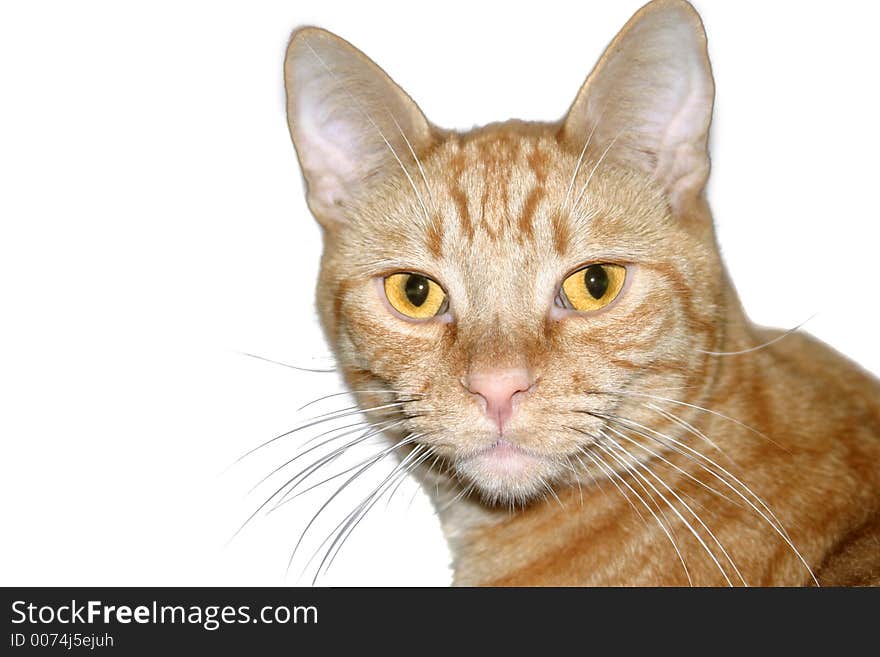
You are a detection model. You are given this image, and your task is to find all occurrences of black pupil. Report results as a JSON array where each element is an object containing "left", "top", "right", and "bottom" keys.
[
  {"left": 404, "top": 274, "right": 430, "bottom": 307},
  {"left": 584, "top": 265, "right": 609, "bottom": 299}
]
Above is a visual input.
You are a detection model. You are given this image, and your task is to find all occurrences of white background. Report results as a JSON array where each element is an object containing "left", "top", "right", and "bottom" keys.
[{"left": 1, "top": 1, "right": 878, "bottom": 586}]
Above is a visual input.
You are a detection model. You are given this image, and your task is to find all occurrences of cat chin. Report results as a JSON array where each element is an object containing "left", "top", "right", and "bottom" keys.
[{"left": 454, "top": 440, "right": 565, "bottom": 505}]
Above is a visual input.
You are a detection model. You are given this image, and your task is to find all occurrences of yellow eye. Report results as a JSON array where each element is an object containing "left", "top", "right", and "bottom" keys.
[
  {"left": 383, "top": 273, "right": 448, "bottom": 319},
  {"left": 559, "top": 263, "right": 626, "bottom": 312}
]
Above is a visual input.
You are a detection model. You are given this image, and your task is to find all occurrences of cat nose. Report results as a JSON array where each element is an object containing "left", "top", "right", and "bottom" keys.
[{"left": 464, "top": 368, "right": 534, "bottom": 433}]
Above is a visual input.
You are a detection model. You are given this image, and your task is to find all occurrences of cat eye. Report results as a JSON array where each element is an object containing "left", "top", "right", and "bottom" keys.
[
  {"left": 557, "top": 263, "right": 626, "bottom": 312},
  {"left": 383, "top": 272, "right": 448, "bottom": 319}
]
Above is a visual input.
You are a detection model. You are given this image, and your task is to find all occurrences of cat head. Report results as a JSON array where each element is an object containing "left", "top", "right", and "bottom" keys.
[{"left": 284, "top": 0, "right": 729, "bottom": 505}]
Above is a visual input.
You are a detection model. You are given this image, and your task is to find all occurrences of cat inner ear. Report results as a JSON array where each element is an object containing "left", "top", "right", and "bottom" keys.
[
  {"left": 561, "top": 0, "right": 715, "bottom": 216},
  {"left": 284, "top": 27, "right": 434, "bottom": 227}
]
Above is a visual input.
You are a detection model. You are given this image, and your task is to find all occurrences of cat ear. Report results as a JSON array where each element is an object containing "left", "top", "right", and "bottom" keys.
[
  {"left": 284, "top": 27, "right": 433, "bottom": 227},
  {"left": 561, "top": 0, "right": 714, "bottom": 215}
]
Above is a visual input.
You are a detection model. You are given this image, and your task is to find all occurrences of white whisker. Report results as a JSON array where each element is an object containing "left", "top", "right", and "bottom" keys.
[
  {"left": 699, "top": 314, "right": 817, "bottom": 356},
  {"left": 597, "top": 389, "right": 782, "bottom": 451},
  {"left": 600, "top": 432, "right": 746, "bottom": 586},
  {"left": 238, "top": 351, "right": 336, "bottom": 373},
  {"left": 386, "top": 107, "right": 435, "bottom": 211},
  {"left": 571, "top": 130, "right": 622, "bottom": 212},
  {"left": 601, "top": 423, "right": 742, "bottom": 509},
  {"left": 563, "top": 116, "right": 601, "bottom": 210},
  {"left": 597, "top": 412, "right": 818, "bottom": 585},
  {"left": 581, "top": 445, "right": 693, "bottom": 586},
  {"left": 289, "top": 435, "right": 424, "bottom": 580}
]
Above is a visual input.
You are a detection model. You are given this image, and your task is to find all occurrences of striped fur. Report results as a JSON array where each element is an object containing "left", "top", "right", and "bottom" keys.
[{"left": 285, "top": 1, "right": 880, "bottom": 585}]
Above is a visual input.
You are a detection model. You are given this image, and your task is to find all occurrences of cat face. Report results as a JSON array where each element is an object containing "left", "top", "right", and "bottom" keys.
[{"left": 286, "top": 0, "right": 723, "bottom": 504}]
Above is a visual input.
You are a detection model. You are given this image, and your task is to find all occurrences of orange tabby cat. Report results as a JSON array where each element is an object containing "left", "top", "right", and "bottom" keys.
[{"left": 282, "top": 0, "right": 880, "bottom": 585}]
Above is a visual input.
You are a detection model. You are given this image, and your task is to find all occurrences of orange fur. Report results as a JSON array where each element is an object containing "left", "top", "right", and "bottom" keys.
[{"left": 284, "top": 1, "right": 880, "bottom": 585}]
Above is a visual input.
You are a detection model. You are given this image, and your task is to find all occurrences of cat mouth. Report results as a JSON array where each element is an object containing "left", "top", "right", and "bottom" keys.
[
  {"left": 455, "top": 439, "right": 562, "bottom": 502},
  {"left": 460, "top": 439, "right": 543, "bottom": 463}
]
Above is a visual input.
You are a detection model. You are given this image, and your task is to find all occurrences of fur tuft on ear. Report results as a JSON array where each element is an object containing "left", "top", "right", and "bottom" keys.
[
  {"left": 561, "top": 0, "right": 715, "bottom": 215},
  {"left": 284, "top": 27, "right": 433, "bottom": 227}
]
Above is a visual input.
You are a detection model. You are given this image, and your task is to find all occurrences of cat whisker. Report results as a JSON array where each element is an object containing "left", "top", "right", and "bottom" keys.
[
  {"left": 403, "top": 450, "right": 444, "bottom": 513},
  {"left": 563, "top": 114, "right": 602, "bottom": 210},
  {"left": 321, "top": 445, "right": 437, "bottom": 578},
  {"left": 427, "top": 451, "right": 444, "bottom": 479},
  {"left": 228, "top": 420, "right": 406, "bottom": 544},
  {"left": 562, "top": 456, "right": 585, "bottom": 507},
  {"left": 249, "top": 418, "right": 394, "bottom": 494},
  {"left": 288, "top": 434, "right": 425, "bottom": 580},
  {"left": 698, "top": 314, "right": 817, "bottom": 356},
  {"left": 599, "top": 422, "right": 743, "bottom": 524},
  {"left": 231, "top": 400, "right": 415, "bottom": 466},
  {"left": 271, "top": 419, "right": 422, "bottom": 513},
  {"left": 433, "top": 459, "right": 476, "bottom": 516},
  {"left": 299, "top": 418, "right": 380, "bottom": 449},
  {"left": 579, "top": 444, "right": 693, "bottom": 586},
  {"left": 570, "top": 450, "right": 609, "bottom": 502},
  {"left": 238, "top": 351, "right": 337, "bottom": 373},
  {"left": 297, "top": 388, "right": 422, "bottom": 412},
  {"left": 576, "top": 409, "right": 729, "bottom": 489},
  {"left": 406, "top": 480, "right": 422, "bottom": 513},
  {"left": 594, "top": 411, "right": 781, "bottom": 525},
  {"left": 385, "top": 449, "right": 423, "bottom": 510},
  {"left": 264, "top": 418, "right": 407, "bottom": 503},
  {"left": 385, "top": 106, "right": 436, "bottom": 211},
  {"left": 598, "top": 431, "right": 746, "bottom": 586},
  {"left": 599, "top": 423, "right": 743, "bottom": 509},
  {"left": 593, "top": 412, "right": 818, "bottom": 585},
  {"left": 569, "top": 426, "right": 687, "bottom": 546},
  {"left": 579, "top": 444, "right": 647, "bottom": 525},
  {"left": 435, "top": 477, "right": 476, "bottom": 515},
  {"left": 586, "top": 388, "right": 786, "bottom": 452},
  {"left": 606, "top": 425, "right": 742, "bottom": 508},
  {"left": 644, "top": 402, "right": 740, "bottom": 469},
  {"left": 297, "top": 436, "right": 424, "bottom": 534},
  {"left": 571, "top": 129, "right": 623, "bottom": 212},
  {"left": 273, "top": 446, "right": 398, "bottom": 508},
  {"left": 595, "top": 411, "right": 788, "bottom": 535},
  {"left": 594, "top": 436, "right": 724, "bottom": 585},
  {"left": 541, "top": 479, "right": 565, "bottom": 510},
  {"left": 303, "top": 443, "right": 433, "bottom": 583}
]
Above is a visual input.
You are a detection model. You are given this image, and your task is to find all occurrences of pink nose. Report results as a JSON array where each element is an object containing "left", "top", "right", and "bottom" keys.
[{"left": 464, "top": 368, "right": 534, "bottom": 433}]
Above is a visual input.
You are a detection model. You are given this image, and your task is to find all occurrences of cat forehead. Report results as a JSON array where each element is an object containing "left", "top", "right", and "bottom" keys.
[
  {"left": 342, "top": 123, "right": 670, "bottom": 273},
  {"left": 429, "top": 129, "right": 565, "bottom": 249}
]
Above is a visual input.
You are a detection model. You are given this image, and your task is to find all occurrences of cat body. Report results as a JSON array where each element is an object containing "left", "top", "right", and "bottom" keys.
[{"left": 283, "top": 0, "right": 880, "bottom": 585}]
